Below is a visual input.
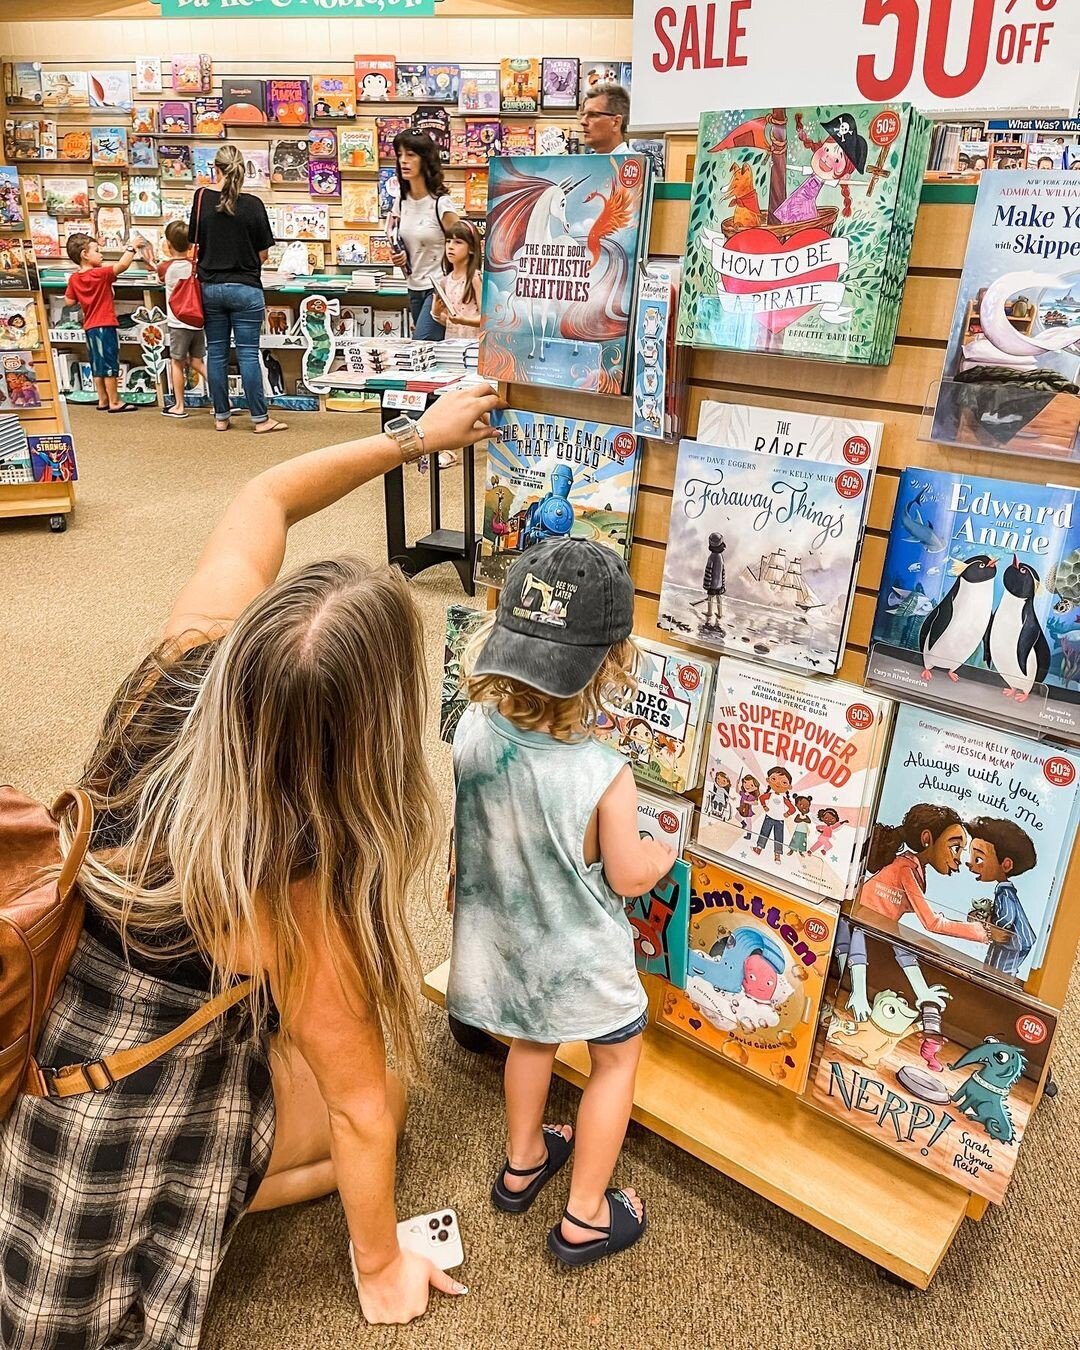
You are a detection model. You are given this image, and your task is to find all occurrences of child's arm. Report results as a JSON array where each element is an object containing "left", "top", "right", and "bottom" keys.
[
  {"left": 444, "top": 830, "right": 456, "bottom": 915},
  {"left": 109, "top": 246, "right": 138, "bottom": 277},
  {"left": 597, "top": 765, "right": 676, "bottom": 897},
  {"left": 431, "top": 295, "right": 448, "bottom": 324}
]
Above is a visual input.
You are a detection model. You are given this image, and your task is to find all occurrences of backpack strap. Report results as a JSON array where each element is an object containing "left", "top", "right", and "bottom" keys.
[
  {"left": 25, "top": 976, "right": 256, "bottom": 1099},
  {"left": 54, "top": 788, "right": 93, "bottom": 899}
]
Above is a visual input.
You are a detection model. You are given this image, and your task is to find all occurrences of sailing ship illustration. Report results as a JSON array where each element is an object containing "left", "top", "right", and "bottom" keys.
[{"left": 742, "top": 547, "right": 823, "bottom": 611}]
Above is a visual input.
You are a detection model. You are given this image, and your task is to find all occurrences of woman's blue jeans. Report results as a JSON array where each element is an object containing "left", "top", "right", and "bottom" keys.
[
  {"left": 202, "top": 282, "right": 268, "bottom": 424},
  {"left": 408, "top": 288, "right": 446, "bottom": 341}
]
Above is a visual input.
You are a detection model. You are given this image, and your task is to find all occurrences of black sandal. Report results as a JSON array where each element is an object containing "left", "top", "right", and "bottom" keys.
[
  {"left": 491, "top": 1126, "right": 574, "bottom": 1213},
  {"left": 547, "top": 1188, "right": 646, "bottom": 1267}
]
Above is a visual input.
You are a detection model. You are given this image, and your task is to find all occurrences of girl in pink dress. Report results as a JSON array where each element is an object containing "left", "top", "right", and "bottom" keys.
[{"left": 431, "top": 221, "right": 484, "bottom": 467}]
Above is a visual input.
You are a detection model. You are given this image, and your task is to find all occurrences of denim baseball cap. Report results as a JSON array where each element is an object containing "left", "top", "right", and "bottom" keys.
[{"left": 473, "top": 538, "right": 635, "bottom": 698}]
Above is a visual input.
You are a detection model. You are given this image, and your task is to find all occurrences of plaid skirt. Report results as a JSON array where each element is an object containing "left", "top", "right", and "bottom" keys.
[{"left": 0, "top": 931, "right": 275, "bottom": 1350}]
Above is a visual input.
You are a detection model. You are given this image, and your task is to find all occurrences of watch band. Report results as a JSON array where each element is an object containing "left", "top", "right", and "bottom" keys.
[{"left": 385, "top": 415, "right": 427, "bottom": 464}]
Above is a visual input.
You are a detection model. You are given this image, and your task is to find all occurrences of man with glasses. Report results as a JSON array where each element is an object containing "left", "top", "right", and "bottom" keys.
[{"left": 580, "top": 81, "right": 632, "bottom": 155}]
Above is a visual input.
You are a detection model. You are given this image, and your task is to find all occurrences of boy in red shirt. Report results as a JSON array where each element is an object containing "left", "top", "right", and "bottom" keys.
[{"left": 64, "top": 232, "right": 140, "bottom": 413}]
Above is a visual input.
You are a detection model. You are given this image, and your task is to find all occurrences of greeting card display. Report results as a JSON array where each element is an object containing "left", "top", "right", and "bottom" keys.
[{"left": 678, "top": 105, "right": 931, "bottom": 365}]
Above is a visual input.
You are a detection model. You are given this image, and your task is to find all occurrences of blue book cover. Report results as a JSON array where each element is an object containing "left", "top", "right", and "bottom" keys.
[
  {"left": 868, "top": 466, "right": 1080, "bottom": 738},
  {"left": 851, "top": 703, "right": 1080, "bottom": 983},
  {"left": 631, "top": 270, "right": 671, "bottom": 439},
  {"left": 479, "top": 153, "right": 651, "bottom": 394},
  {"left": 627, "top": 858, "right": 691, "bottom": 988},
  {"left": 475, "top": 408, "right": 640, "bottom": 588}
]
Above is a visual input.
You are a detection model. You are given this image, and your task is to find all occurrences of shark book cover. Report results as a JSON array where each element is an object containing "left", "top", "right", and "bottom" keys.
[
  {"left": 695, "top": 659, "right": 893, "bottom": 903},
  {"left": 659, "top": 854, "right": 837, "bottom": 1093},
  {"left": 850, "top": 704, "right": 1080, "bottom": 984},
  {"left": 678, "top": 105, "right": 930, "bottom": 365},
  {"left": 627, "top": 858, "right": 691, "bottom": 988},
  {"left": 930, "top": 170, "right": 1080, "bottom": 460},
  {"left": 479, "top": 153, "right": 652, "bottom": 395},
  {"left": 657, "top": 437, "right": 870, "bottom": 675},
  {"left": 867, "top": 466, "right": 1080, "bottom": 738},
  {"left": 592, "top": 638, "right": 715, "bottom": 794},
  {"left": 475, "top": 409, "right": 640, "bottom": 588},
  {"left": 808, "top": 918, "right": 1056, "bottom": 1202}
]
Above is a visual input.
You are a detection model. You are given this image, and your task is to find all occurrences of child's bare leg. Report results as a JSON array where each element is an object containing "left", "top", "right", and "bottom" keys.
[
  {"left": 168, "top": 357, "right": 187, "bottom": 411},
  {"left": 561, "top": 1036, "right": 643, "bottom": 1241},
  {"left": 502, "top": 1038, "right": 571, "bottom": 1194},
  {"left": 103, "top": 374, "right": 121, "bottom": 409},
  {"left": 92, "top": 375, "right": 108, "bottom": 408}
]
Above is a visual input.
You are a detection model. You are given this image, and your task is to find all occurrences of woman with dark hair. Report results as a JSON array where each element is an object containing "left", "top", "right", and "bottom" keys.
[
  {"left": 189, "top": 144, "right": 285, "bottom": 435},
  {"left": 388, "top": 131, "right": 460, "bottom": 341}
]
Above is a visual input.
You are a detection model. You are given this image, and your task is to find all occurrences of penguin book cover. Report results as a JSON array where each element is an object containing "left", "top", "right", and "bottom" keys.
[
  {"left": 627, "top": 858, "right": 692, "bottom": 988},
  {"left": 474, "top": 409, "right": 641, "bottom": 589},
  {"left": 658, "top": 854, "right": 837, "bottom": 1093},
  {"left": 694, "top": 659, "right": 893, "bottom": 904},
  {"left": 592, "top": 638, "right": 715, "bottom": 794},
  {"left": 929, "top": 169, "right": 1080, "bottom": 460},
  {"left": 808, "top": 918, "right": 1056, "bottom": 1203},
  {"left": 850, "top": 703, "right": 1080, "bottom": 985},
  {"left": 677, "top": 104, "right": 931, "bottom": 364},
  {"left": 478, "top": 154, "right": 652, "bottom": 395},
  {"left": 656, "top": 437, "right": 870, "bottom": 675},
  {"left": 867, "top": 466, "right": 1080, "bottom": 738}
]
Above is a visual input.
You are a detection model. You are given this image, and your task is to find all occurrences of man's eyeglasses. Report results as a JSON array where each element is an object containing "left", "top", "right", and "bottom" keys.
[{"left": 580, "top": 110, "right": 618, "bottom": 122}]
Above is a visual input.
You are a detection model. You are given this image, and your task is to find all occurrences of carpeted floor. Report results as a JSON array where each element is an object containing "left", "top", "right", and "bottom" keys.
[{"left": 2, "top": 404, "right": 1077, "bottom": 1348}]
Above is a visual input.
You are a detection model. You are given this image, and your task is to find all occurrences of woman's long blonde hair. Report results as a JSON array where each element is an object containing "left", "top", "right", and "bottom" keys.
[
  {"left": 213, "top": 143, "right": 246, "bottom": 215},
  {"left": 65, "top": 557, "right": 441, "bottom": 1077}
]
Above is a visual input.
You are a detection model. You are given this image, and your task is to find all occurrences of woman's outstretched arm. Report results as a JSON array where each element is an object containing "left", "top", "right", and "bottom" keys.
[{"left": 164, "top": 385, "right": 501, "bottom": 638}]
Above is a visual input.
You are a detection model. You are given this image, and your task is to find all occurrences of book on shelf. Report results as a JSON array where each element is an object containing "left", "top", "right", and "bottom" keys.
[
  {"left": 849, "top": 703, "right": 1080, "bottom": 984},
  {"left": 92, "top": 171, "right": 123, "bottom": 207},
  {"left": 440, "top": 603, "right": 485, "bottom": 745},
  {"left": 463, "top": 171, "right": 488, "bottom": 216},
  {"left": 135, "top": 57, "right": 162, "bottom": 95},
  {"left": 395, "top": 64, "right": 428, "bottom": 102},
  {"left": 425, "top": 65, "right": 460, "bottom": 104},
  {"left": 0, "top": 351, "right": 40, "bottom": 409},
  {"left": 4, "top": 63, "right": 43, "bottom": 107},
  {"left": 638, "top": 786, "right": 694, "bottom": 856},
  {"left": 57, "top": 130, "right": 89, "bottom": 163},
  {"left": 193, "top": 97, "right": 225, "bottom": 139},
  {"left": 129, "top": 175, "right": 162, "bottom": 218},
  {"left": 270, "top": 139, "right": 309, "bottom": 185},
  {"left": 499, "top": 59, "right": 540, "bottom": 114},
  {"left": 628, "top": 857, "right": 692, "bottom": 988},
  {"left": 221, "top": 78, "right": 266, "bottom": 126},
  {"left": 29, "top": 213, "right": 61, "bottom": 259},
  {"left": 20, "top": 174, "right": 44, "bottom": 211},
  {"left": 159, "top": 144, "right": 193, "bottom": 183},
  {"left": 342, "top": 181, "right": 381, "bottom": 225},
  {"left": 0, "top": 297, "right": 41, "bottom": 350},
  {"left": 0, "top": 242, "right": 37, "bottom": 293},
  {"left": 312, "top": 75, "right": 356, "bottom": 120},
  {"left": 308, "top": 126, "right": 337, "bottom": 160},
  {"left": 694, "top": 660, "right": 893, "bottom": 905},
  {"left": 43, "top": 176, "right": 89, "bottom": 218},
  {"left": 129, "top": 136, "right": 157, "bottom": 170},
  {"left": 42, "top": 71, "right": 89, "bottom": 109},
  {"left": 458, "top": 66, "right": 500, "bottom": 114},
  {"left": 91, "top": 127, "right": 128, "bottom": 168},
  {"left": 94, "top": 205, "right": 126, "bottom": 251},
  {"left": 268, "top": 79, "right": 310, "bottom": 126},
  {"left": 0, "top": 413, "right": 34, "bottom": 485},
  {"left": 677, "top": 104, "right": 932, "bottom": 365},
  {"left": 4, "top": 119, "right": 57, "bottom": 162},
  {"left": 242, "top": 150, "right": 269, "bottom": 189},
  {"left": 474, "top": 408, "right": 641, "bottom": 588},
  {"left": 659, "top": 853, "right": 838, "bottom": 1093},
  {"left": 501, "top": 124, "right": 534, "bottom": 157},
  {"left": 171, "top": 54, "right": 212, "bottom": 95},
  {"left": 28, "top": 432, "right": 78, "bottom": 482},
  {"left": 130, "top": 104, "right": 156, "bottom": 135},
  {"left": 479, "top": 153, "right": 652, "bottom": 394},
  {"left": 159, "top": 101, "right": 192, "bottom": 135},
  {"left": 192, "top": 147, "right": 217, "bottom": 189},
  {"left": 411, "top": 105, "right": 450, "bottom": 163},
  {"left": 377, "top": 116, "right": 410, "bottom": 162},
  {"left": 355, "top": 56, "right": 396, "bottom": 102},
  {"left": 308, "top": 160, "right": 341, "bottom": 198},
  {"left": 464, "top": 120, "right": 502, "bottom": 163},
  {"left": 540, "top": 59, "right": 580, "bottom": 112},
  {"left": 88, "top": 70, "right": 132, "bottom": 111},
  {"left": 807, "top": 916, "right": 1056, "bottom": 1203},
  {"left": 339, "top": 125, "right": 378, "bottom": 171}
]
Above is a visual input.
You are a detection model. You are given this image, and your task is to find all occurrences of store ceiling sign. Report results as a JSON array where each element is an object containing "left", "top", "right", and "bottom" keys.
[
  {"left": 631, "top": 0, "right": 1080, "bottom": 131},
  {"left": 157, "top": 0, "right": 436, "bottom": 16}
]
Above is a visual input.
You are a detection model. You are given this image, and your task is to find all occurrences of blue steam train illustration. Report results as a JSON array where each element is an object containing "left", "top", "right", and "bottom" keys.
[{"left": 519, "top": 463, "right": 576, "bottom": 549}]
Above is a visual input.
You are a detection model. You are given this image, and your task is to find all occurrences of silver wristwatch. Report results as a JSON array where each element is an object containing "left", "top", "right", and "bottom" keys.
[{"left": 384, "top": 414, "right": 427, "bottom": 464}]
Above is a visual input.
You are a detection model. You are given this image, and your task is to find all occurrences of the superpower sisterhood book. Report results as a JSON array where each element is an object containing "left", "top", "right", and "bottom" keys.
[
  {"left": 475, "top": 410, "right": 640, "bottom": 589},
  {"left": 479, "top": 154, "right": 652, "bottom": 394},
  {"left": 677, "top": 105, "right": 931, "bottom": 364},
  {"left": 867, "top": 466, "right": 1080, "bottom": 738}
]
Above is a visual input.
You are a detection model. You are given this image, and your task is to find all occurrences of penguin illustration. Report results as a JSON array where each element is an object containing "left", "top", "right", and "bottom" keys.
[
  {"left": 919, "top": 554, "right": 997, "bottom": 683},
  {"left": 987, "top": 555, "right": 1051, "bottom": 702}
]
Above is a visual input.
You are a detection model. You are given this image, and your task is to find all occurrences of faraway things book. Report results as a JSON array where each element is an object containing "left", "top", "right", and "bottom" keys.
[
  {"left": 808, "top": 917, "right": 1056, "bottom": 1203},
  {"left": 475, "top": 408, "right": 640, "bottom": 588},
  {"left": 659, "top": 854, "right": 837, "bottom": 1093},
  {"left": 479, "top": 153, "right": 652, "bottom": 395},
  {"left": 593, "top": 638, "right": 715, "bottom": 794},
  {"left": 929, "top": 169, "right": 1080, "bottom": 460},
  {"left": 867, "top": 466, "right": 1080, "bottom": 739},
  {"left": 678, "top": 104, "right": 931, "bottom": 365},
  {"left": 850, "top": 703, "right": 1080, "bottom": 984},
  {"left": 657, "top": 435, "right": 871, "bottom": 675},
  {"left": 695, "top": 659, "right": 893, "bottom": 903}
]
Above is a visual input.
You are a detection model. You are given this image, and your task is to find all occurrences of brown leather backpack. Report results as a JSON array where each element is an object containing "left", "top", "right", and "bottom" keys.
[{"left": 1, "top": 785, "right": 251, "bottom": 1119}]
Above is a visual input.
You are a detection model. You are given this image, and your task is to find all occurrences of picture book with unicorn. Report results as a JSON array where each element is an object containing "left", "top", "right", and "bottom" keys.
[
  {"left": 867, "top": 466, "right": 1080, "bottom": 739},
  {"left": 479, "top": 153, "right": 652, "bottom": 395},
  {"left": 808, "top": 917, "right": 1056, "bottom": 1203},
  {"left": 659, "top": 854, "right": 837, "bottom": 1093},
  {"left": 695, "top": 659, "right": 893, "bottom": 903}
]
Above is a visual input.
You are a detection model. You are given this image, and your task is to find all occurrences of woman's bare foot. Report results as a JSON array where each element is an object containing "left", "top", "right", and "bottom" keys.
[
  {"left": 502, "top": 1123, "right": 573, "bottom": 1195},
  {"left": 560, "top": 1186, "right": 643, "bottom": 1244}
]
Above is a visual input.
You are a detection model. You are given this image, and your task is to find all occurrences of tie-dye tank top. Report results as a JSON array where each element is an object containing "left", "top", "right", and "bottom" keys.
[{"left": 447, "top": 705, "right": 647, "bottom": 1043}]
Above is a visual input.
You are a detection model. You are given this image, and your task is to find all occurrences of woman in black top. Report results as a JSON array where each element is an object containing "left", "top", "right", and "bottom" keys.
[{"left": 189, "top": 144, "right": 285, "bottom": 434}]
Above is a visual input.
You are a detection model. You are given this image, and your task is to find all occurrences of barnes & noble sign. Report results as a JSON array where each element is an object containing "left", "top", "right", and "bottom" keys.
[{"left": 157, "top": 0, "right": 436, "bottom": 16}]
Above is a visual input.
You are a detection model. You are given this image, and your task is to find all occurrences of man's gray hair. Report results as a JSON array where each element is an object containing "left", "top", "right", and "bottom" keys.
[{"left": 585, "top": 81, "right": 630, "bottom": 136}]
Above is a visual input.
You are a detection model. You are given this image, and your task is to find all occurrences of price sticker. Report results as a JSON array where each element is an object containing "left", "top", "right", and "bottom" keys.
[{"left": 383, "top": 389, "right": 428, "bottom": 412}]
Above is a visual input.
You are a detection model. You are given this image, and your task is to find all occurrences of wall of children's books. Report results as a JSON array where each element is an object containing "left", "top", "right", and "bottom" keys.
[{"left": 428, "top": 107, "right": 1080, "bottom": 1288}]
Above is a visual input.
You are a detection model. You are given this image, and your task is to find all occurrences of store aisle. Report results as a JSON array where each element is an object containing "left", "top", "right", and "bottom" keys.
[{"left": 1, "top": 406, "right": 1076, "bottom": 1349}]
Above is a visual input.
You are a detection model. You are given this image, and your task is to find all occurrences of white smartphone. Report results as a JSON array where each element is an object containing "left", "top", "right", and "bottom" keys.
[{"left": 349, "top": 1208, "right": 464, "bottom": 1287}]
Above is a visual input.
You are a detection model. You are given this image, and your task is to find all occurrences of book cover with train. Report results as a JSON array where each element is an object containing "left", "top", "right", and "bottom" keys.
[
  {"left": 850, "top": 704, "right": 1080, "bottom": 984},
  {"left": 479, "top": 153, "right": 651, "bottom": 394},
  {"left": 475, "top": 409, "right": 640, "bottom": 588},
  {"left": 695, "top": 660, "right": 892, "bottom": 903},
  {"left": 930, "top": 169, "right": 1080, "bottom": 460},
  {"left": 592, "top": 638, "right": 715, "bottom": 794},
  {"left": 867, "top": 466, "right": 1080, "bottom": 738},
  {"left": 659, "top": 854, "right": 837, "bottom": 1093},
  {"left": 678, "top": 104, "right": 930, "bottom": 365},
  {"left": 657, "top": 437, "right": 870, "bottom": 675},
  {"left": 807, "top": 918, "right": 1056, "bottom": 1203}
]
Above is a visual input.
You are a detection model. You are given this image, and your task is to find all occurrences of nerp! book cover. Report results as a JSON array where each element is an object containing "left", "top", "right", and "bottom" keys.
[
  {"left": 866, "top": 466, "right": 1080, "bottom": 739},
  {"left": 626, "top": 858, "right": 691, "bottom": 988},
  {"left": 479, "top": 153, "right": 651, "bottom": 395},
  {"left": 658, "top": 853, "right": 837, "bottom": 1093}
]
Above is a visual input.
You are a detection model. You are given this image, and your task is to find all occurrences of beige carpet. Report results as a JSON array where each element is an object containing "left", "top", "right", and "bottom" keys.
[{"left": 1, "top": 404, "right": 1077, "bottom": 1349}]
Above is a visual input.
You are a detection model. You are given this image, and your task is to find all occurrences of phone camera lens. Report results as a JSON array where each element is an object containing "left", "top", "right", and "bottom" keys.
[
  {"left": 441, "top": 1215, "right": 452, "bottom": 1227},
  {"left": 438, "top": 1229, "right": 449, "bottom": 1242},
  {"left": 428, "top": 1218, "right": 440, "bottom": 1231}
]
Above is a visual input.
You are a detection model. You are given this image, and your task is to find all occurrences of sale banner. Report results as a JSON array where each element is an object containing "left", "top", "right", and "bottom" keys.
[{"left": 631, "top": 0, "right": 1080, "bottom": 130}]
